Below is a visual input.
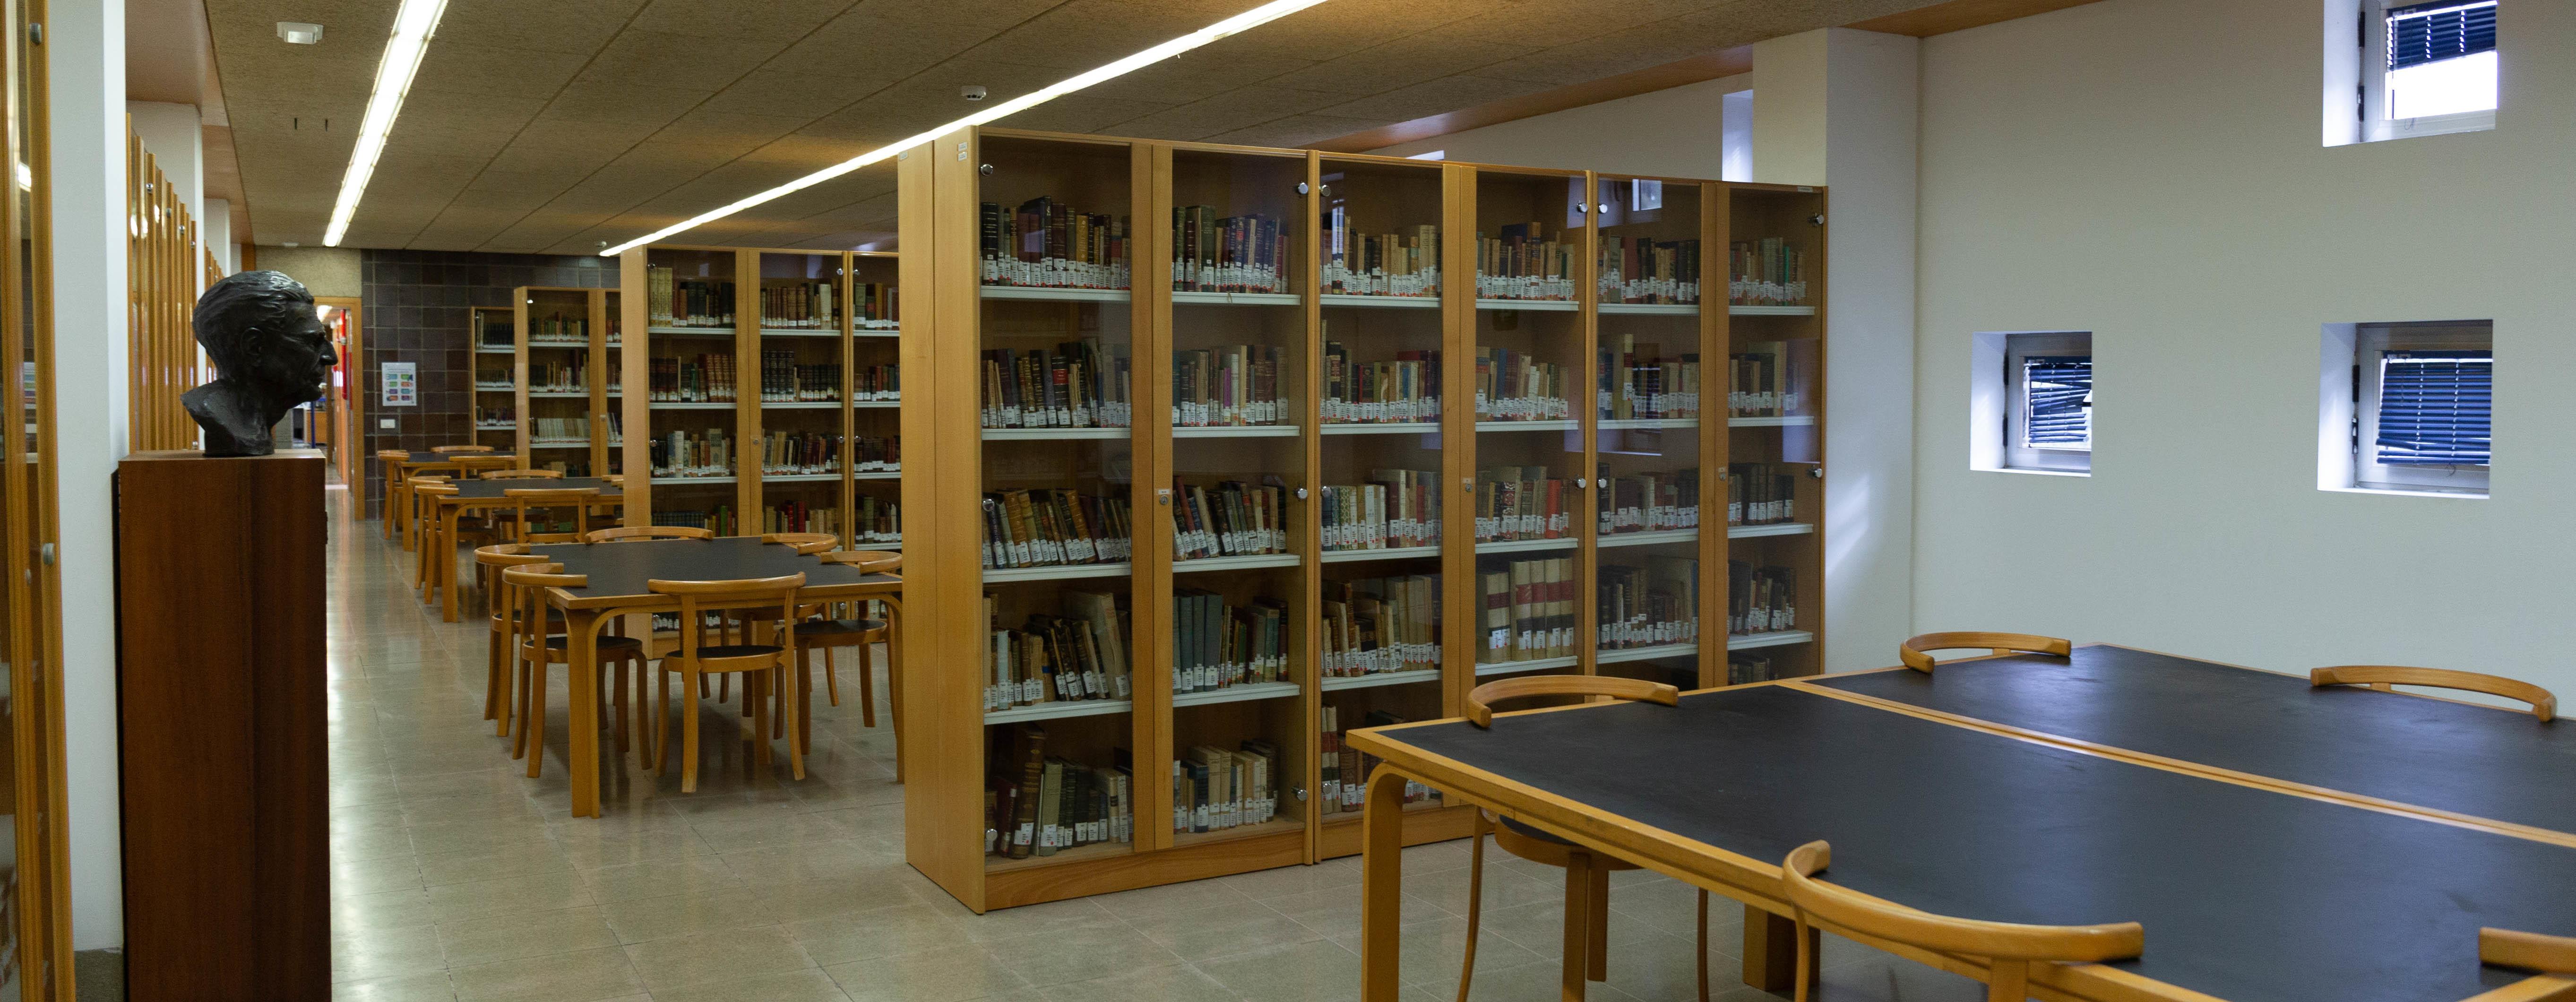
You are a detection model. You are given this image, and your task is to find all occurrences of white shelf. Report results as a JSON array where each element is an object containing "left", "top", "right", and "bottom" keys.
[
  {"left": 1172, "top": 553, "right": 1301, "bottom": 573},
  {"left": 851, "top": 540, "right": 902, "bottom": 550},
  {"left": 856, "top": 327, "right": 900, "bottom": 338},
  {"left": 853, "top": 400, "right": 899, "bottom": 409},
  {"left": 1172, "top": 682, "right": 1301, "bottom": 708},
  {"left": 854, "top": 470, "right": 901, "bottom": 481},
  {"left": 1318, "top": 545, "right": 1442, "bottom": 564},
  {"left": 758, "top": 328, "right": 839, "bottom": 337},
  {"left": 1598, "top": 418, "right": 1697, "bottom": 430},
  {"left": 1729, "top": 522, "right": 1814, "bottom": 539},
  {"left": 475, "top": 346, "right": 514, "bottom": 354},
  {"left": 1730, "top": 630, "right": 1815, "bottom": 651},
  {"left": 1321, "top": 422, "right": 1440, "bottom": 436},
  {"left": 1475, "top": 655, "right": 1580, "bottom": 676},
  {"left": 1172, "top": 291, "right": 1301, "bottom": 307},
  {"left": 1729, "top": 305, "right": 1815, "bottom": 316},
  {"left": 984, "top": 699, "right": 1132, "bottom": 726},
  {"left": 1475, "top": 298, "right": 1578, "bottom": 312},
  {"left": 1475, "top": 419, "right": 1580, "bottom": 432},
  {"left": 530, "top": 441, "right": 591, "bottom": 450},
  {"left": 1596, "top": 643, "right": 1697, "bottom": 666},
  {"left": 474, "top": 384, "right": 514, "bottom": 393},
  {"left": 1318, "top": 294, "right": 1439, "bottom": 310},
  {"left": 983, "top": 562, "right": 1132, "bottom": 583},
  {"left": 649, "top": 401, "right": 735, "bottom": 410},
  {"left": 1320, "top": 669, "right": 1442, "bottom": 691},
  {"left": 529, "top": 339, "right": 589, "bottom": 349},
  {"left": 982, "top": 426, "right": 1127, "bottom": 441},
  {"left": 1173, "top": 424, "right": 1299, "bottom": 439},
  {"left": 1598, "top": 302, "right": 1698, "bottom": 316},
  {"left": 763, "top": 401, "right": 841, "bottom": 409},
  {"left": 648, "top": 326, "right": 737, "bottom": 337},
  {"left": 763, "top": 473, "right": 838, "bottom": 483},
  {"left": 474, "top": 423, "right": 513, "bottom": 432},
  {"left": 980, "top": 285, "right": 1131, "bottom": 303},
  {"left": 1728, "top": 415, "right": 1817, "bottom": 427},
  {"left": 649, "top": 476, "right": 737, "bottom": 485},
  {"left": 530, "top": 390, "right": 588, "bottom": 398},
  {"left": 1474, "top": 537, "right": 1577, "bottom": 555},
  {"left": 1599, "top": 529, "right": 1697, "bottom": 549}
]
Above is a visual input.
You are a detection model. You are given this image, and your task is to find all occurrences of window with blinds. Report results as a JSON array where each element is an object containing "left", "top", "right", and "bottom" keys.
[
  {"left": 2374, "top": 0, "right": 2498, "bottom": 127},
  {"left": 2388, "top": 0, "right": 2497, "bottom": 70},
  {"left": 2374, "top": 350, "right": 2490, "bottom": 466},
  {"left": 2004, "top": 332, "right": 2092, "bottom": 473}
]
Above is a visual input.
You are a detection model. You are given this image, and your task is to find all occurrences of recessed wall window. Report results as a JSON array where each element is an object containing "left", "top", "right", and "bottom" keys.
[
  {"left": 2328, "top": 0, "right": 2498, "bottom": 145},
  {"left": 2318, "top": 320, "right": 2491, "bottom": 497},
  {"left": 1970, "top": 330, "right": 2093, "bottom": 476}
]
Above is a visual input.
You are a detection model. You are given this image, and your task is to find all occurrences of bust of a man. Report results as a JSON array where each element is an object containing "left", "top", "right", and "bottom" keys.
[{"left": 182, "top": 270, "right": 336, "bottom": 458}]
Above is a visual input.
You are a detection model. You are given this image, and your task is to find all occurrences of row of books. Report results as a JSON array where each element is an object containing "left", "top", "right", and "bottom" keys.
[
  {"left": 475, "top": 368, "right": 512, "bottom": 389},
  {"left": 853, "top": 495, "right": 901, "bottom": 547},
  {"left": 1598, "top": 235, "right": 1700, "bottom": 305},
  {"left": 1318, "top": 706, "right": 1439, "bottom": 813},
  {"left": 1726, "top": 653, "right": 1782, "bottom": 686},
  {"left": 1321, "top": 345, "right": 1439, "bottom": 424},
  {"left": 1731, "top": 342, "right": 1800, "bottom": 417},
  {"left": 981, "top": 341, "right": 1133, "bottom": 429},
  {"left": 763, "top": 501, "right": 837, "bottom": 536},
  {"left": 1320, "top": 471, "right": 1440, "bottom": 552},
  {"left": 1323, "top": 574, "right": 1439, "bottom": 677},
  {"left": 984, "top": 592, "right": 1132, "bottom": 711},
  {"left": 1473, "top": 348, "right": 1572, "bottom": 421},
  {"left": 534, "top": 359, "right": 586, "bottom": 392},
  {"left": 1171, "top": 207, "right": 1287, "bottom": 294},
  {"left": 982, "top": 489, "right": 1135, "bottom": 570},
  {"left": 1172, "top": 591, "right": 1289, "bottom": 695},
  {"left": 652, "top": 506, "right": 739, "bottom": 535},
  {"left": 1472, "top": 222, "right": 1576, "bottom": 301},
  {"left": 651, "top": 429, "right": 733, "bottom": 479},
  {"left": 1173, "top": 346, "right": 1285, "bottom": 427},
  {"left": 647, "top": 265, "right": 735, "bottom": 328},
  {"left": 988, "top": 726, "right": 1133, "bottom": 859},
  {"left": 1600, "top": 470, "right": 1701, "bottom": 534},
  {"left": 853, "top": 365, "right": 899, "bottom": 402},
  {"left": 1601, "top": 338, "right": 1701, "bottom": 420},
  {"left": 1729, "top": 464, "right": 1800, "bottom": 526},
  {"left": 649, "top": 354, "right": 738, "bottom": 403},
  {"left": 530, "top": 313, "right": 593, "bottom": 343},
  {"left": 758, "top": 432, "right": 853, "bottom": 476},
  {"left": 1175, "top": 742, "right": 1281, "bottom": 834},
  {"left": 1172, "top": 480, "right": 1287, "bottom": 561},
  {"left": 1321, "top": 225, "right": 1439, "bottom": 298},
  {"left": 474, "top": 405, "right": 514, "bottom": 426},
  {"left": 1729, "top": 238, "right": 1809, "bottom": 307},
  {"left": 1474, "top": 466, "right": 1574, "bottom": 543},
  {"left": 758, "top": 352, "right": 843, "bottom": 402},
  {"left": 759, "top": 280, "right": 838, "bottom": 328},
  {"left": 1478, "top": 557, "right": 1576, "bottom": 663},
  {"left": 980, "top": 198, "right": 1133, "bottom": 291},
  {"left": 1728, "top": 562, "right": 1797, "bottom": 635},
  {"left": 474, "top": 310, "right": 511, "bottom": 348},
  {"left": 531, "top": 415, "right": 618, "bottom": 443},
  {"left": 855, "top": 282, "right": 897, "bottom": 328},
  {"left": 1600, "top": 556, "right": 1697, "bottom": 650}
]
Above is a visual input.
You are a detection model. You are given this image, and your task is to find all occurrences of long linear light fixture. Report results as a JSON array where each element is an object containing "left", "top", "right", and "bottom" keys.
[
  {"left": 322, "top": 0, "right": 452, "bottom": 246},
  {"left": 599, "top": 0, "right": 1331, "bottom": 256}
]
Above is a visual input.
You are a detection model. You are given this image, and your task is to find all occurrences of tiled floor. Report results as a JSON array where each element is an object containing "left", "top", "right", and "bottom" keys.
[{"left": 327, "top": 492, "right": 1978, "bottom": 1002}]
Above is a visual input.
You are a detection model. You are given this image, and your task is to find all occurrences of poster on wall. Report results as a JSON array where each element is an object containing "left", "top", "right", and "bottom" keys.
[{"left": 381, "top": 362, "right": 417, "bottom": 407}]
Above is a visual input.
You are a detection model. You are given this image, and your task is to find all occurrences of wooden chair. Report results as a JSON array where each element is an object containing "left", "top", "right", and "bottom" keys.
[
  {"left": 500, "top": 563, "right": 653, "bottom": 777},
  {"left": 2481, "top": 927, "right": 2576, "bottom": 976},
  {"left": 586, "top": 525, "right": 713, "bottom": 543},
  {"left": 431, "top": 444, "right": 495, "bottom": 454},
  {"left": 452, "top": 454, "right": 520, "bottom": 478},
  {"left": 647, "top": 573, "right": 809, "bottom": 792},
  {"left": 2310, "top": 665, "right": 2557, "bottom": 721},
  {"left": 473, "top": 544, "right": 551, "bottom": 735},
  {"left": 401, "top": 472, "right": 451, "bottom": 555},
  {"left": 408, "top": 480, "right": 460, "bottom": 601},
  {"left": 377, "top": 450, "right": 412, "bottom": 540},
  {"left": 1779, "top": 840, "right": 2143, "bottom": 1002},
  {"left": 504, "top": 486, "right": 600, "bottom": 544},
  {"left": 779, "top": 550, "right": 901, "bottom": 754},
  {"left": 1458, "top": 675, "right": 1685, "bottom": 1002},
  {"left": 761, "top": 532, "right": 838, "bottom": 555},
  {"left": 1899, "top": 632, "right": 2072, "bottom": 673},
  {"left": 480, "top": 468, "right": 565, "bottom": 480}
]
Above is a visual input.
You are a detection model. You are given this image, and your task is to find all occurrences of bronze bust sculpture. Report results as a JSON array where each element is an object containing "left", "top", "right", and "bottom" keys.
[{"left": 183, "top": 270, "right": 336, "bottom": 458}]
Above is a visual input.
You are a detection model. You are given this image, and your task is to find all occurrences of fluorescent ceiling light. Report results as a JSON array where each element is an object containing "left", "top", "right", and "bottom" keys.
[
  {"left": 322, "top": 0, "right": 451, "bottom": 247},
  {"left": 599, "top": 0, "right": 1332, "bottom": 256}
]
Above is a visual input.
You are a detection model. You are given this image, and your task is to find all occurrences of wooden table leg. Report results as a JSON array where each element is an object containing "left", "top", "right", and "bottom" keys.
[
  {"left": 1741, "top": 904, "right": 1820, "bottom": 992},
  {"left": 1361, "top": 768, "right": 1409, "bottom": 1002},
  {"left": 567, "top": 608, "right": 603, "bottom": 818},
  {"left": 440, "top": 506, "right": 464, "bottom": 622},
  {"left": 882, "top": 595, "right": 905, "bottom": 783},
  {"left": 1562, "top": 853, "right": 1593, "bottom": 1001}
]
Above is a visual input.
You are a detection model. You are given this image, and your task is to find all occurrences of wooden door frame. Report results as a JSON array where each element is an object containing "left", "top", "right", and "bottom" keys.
[{"left": 316, "top": 296, "right": 362, "bottom": 487}]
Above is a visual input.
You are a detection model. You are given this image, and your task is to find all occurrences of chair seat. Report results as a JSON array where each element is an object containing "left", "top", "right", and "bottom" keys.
[
  {"left": 541, "top": 634, "right": 644, "bottom": 652},
  {"left": 679, "top": 644, "right": 785, "bottom": 661},
  {"left": 1498, "top": 816, "right": 1575, "bottom": 846},
  {"left": 796, "top": 618, "right": 887, "bottom": 639}
]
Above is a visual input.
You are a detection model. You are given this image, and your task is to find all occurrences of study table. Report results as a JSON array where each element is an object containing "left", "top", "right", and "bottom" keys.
[
  {"left": 528, "top": 535, "right": 902, "bottom": 818},
  {"left": 1346, "top": 645, "right": 2576, "bottom": 1002},
  {"left": 422, "top": 477, "right": 623, "bottom": 622}
]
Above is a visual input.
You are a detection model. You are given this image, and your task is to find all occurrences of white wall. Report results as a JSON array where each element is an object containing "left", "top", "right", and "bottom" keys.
[
  {"left": 1913, "top": 0, "right": 2576, "bottom": 687},
  {"left": 127, "top": 100, "right": 205, "bottom": 275},
  {"left": 1369, "top": 73, "right": 1749, "bottom": 177},
  {"left": 53, "top": 0, "right": 129, "bottom": 952}
]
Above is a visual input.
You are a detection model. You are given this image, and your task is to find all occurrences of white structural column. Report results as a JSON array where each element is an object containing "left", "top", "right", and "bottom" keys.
[{"left": 51, "top": 0, "right": 131, "bottom": 952}]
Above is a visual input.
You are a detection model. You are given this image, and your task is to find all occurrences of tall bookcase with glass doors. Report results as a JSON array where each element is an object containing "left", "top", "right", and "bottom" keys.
[{"left": 899, "top": 128, "right": 1828, "bottom": 914}]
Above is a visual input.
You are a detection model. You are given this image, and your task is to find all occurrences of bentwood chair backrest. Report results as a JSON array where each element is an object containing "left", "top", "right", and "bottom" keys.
[
  {"left": 1780, "top": 841, "right": 2144, "bottom": 1002},
  {"left": 1465, "top": 675, "right": 1677, "bottom": 728},
  {"left": 760, "top": 532, "right": 838, "bottom": 555},
  {"left": 1898, "top": 632, "right": 2072, "bottom": 673},
  {"left": 2311, "top": 665, "right": 2557, "bottom": 721},
  {"left": 586, "top": 525, "right": 713, "bottom": 543}
]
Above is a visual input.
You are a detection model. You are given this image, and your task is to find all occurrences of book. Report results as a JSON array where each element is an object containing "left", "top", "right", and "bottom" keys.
[
  {"left": 650, "top": 428, "right": 733, "bottom": 479},
  {"left": 647, "top": 266, "right": 735, "bottom": 328},
  {"left": 1726, "top": 653, "right": 1776, "bottom": 686},
  {"left": 1473, "top": 347, "right": 1570, "bottom": 421},
  {"left": 1598, "top": 555, "right": 1699, "bottom": 650},
  {"left": 855, "top": 282, "right": 898, "bottom": 328},
  {"left": 982, "top": 591, "right": 1130, "bottom": 711},
  {"left": 1474, "top": 221, "right": 1575, "bottom": 301},
  {"left": 1171, "top": 478, "right": 1287, "bottom": 560},
  {"left": 1473, "top": 466, "right": 1572, "bottom": 543},
  {"left": 980, "top": 340, "right": 1133, "bottom": 429},
  {"left": 1475, "top": 557, "right": 1574, "bottom": 664},
  {"left": 1726, "top": 561, "right": 1797, "bottom": 635},
  {"left": 1170, "top": 207, "right": 1287, "bottom": 294},
  {"left": 1320, "top": 221, "right": 1439, "bottom": 298},
  {"left": 758, "top": 278, "right": 838, "bottom": 328},
  {"left": 1171, "top": 345, "right": 1286, "bottom": 427},
  {"left": 1725, "top": 464, "right": 1800, "bottom": 527},
  {"left": 980, "top": 198, "right": 1132, "bottom": 291},
  {"left": 1172, "top": 590, "right": 1289, "bottom": 694},
  {"left": 1322, "top": 573, "right": 1441, "bottom": 677},
  {"left": 1729, "top": 238, "right": 1807, "bottom": 306},
  {"left": 1318, "top": 705, "right": 1440, "bottom": 812},
  {"left": 1598, "top": 336, "right": 1701, "bottom": 421},
  {"left": 853, "top": 364, "right": 899, "bottom": 402},
  {"left": 649, "top": 353, "right": 738, "bottom": 403},
  {"left": 853, "top": 493, "right": 902, "bottom": 546},
  {"left": 981, "top": 489, "right": 1132, "bottom": 570},
  {"left": 1321, "top": 337, "right": 1439, "bottom": 424},
  {"left": 1597, "top": 469, "right": 1701, "bottom": 536},
  {"left": 1728, "top": 342, "right": 1797, "bottom": 417},
  {"left": 757, "top": 350, "right": 846, "bottom": 403},
  {"left": 1321, "top": 469, "right": 1440, "bottom": 553},
  {"left": 1598, "top": 234, "right": 1701, "bottom": 305},
  {"left": 986, "top": 725, "right": 1132, "bottom": 859}
]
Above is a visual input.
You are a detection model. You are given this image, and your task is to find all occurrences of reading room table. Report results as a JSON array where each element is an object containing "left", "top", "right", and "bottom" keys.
[
  {"left": 423, "top": 477, "right": 626, "bottom": 622},
  {"left": 529, "top": 535, "right": 903, "bottom": 817},
  {"left": 1346, "top": 644, "right": 2576, "bottom": 1002}
]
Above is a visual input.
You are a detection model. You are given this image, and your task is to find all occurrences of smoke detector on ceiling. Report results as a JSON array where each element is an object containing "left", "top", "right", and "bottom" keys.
[
  {"left": 961, "top": 86, "right": 987, "bottom": 101},
  {"left": 277, "top": 22, "right": 324, "bottom": 44}
]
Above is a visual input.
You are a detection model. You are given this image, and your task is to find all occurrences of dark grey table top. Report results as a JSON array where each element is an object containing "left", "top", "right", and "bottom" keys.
[
  {"left": 443, "top": 476, "right": 624, "bottom": 500},
  {"left": 528, "top": 535, "right": 893, "bottom": 606}
]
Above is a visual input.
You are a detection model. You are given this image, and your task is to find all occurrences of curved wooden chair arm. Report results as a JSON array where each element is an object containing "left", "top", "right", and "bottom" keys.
[
  {"left": 2482, "top": 927, "right": 2576, "bottom": 974},
  {"left": 1782, "top": 841, "right": 2143, "bottom": 964},
  {"left": 2312, "top": 666, "right": 2557, "bottom": 722},
  {"left": 411, "top": 482, "right": 459, "bottom": 497},
  {"left": 431, "top": 444, "right": 495, "bottom": 454},
  {"left": 502, "top": 487, "right": 602, "bottom": 501},
  {"left": 819, "top": 549, "right": 902, "bottom": 573},
  {"left": 481, "top": 468, "right": 566, "bottom": 480},
  {"left": 472, "top": 544, "right": 544, "bottom": 567},
  {"left": 377, "top": 449, "right": 411, "bottom": 461},
  {"left": 761, "top": 532, "right": 838, "bottom": 555},
  {"left": 647, "top": 573, "right": 809, "bottom": 596},
  {"left": 500, "top": 563, "right": 587, "bottom": 588},
  {"left": 1466, "top": 675, "right": 1679, "bottom": 728},
  {"left": 585, "top": 526, "right": 714, "bottom": 543},
  {"left": 1901, "top": 632, "right": 2073, "bottom": 673}
]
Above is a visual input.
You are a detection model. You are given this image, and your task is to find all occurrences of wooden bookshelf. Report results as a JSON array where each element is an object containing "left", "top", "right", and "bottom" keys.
[
  {"left": 894, "top": 129, "right": 1827, "bottom": 914},
  {"left": 469, "top": 304, "right": 521, "bottom": 456},
  {"left": 513, "top": 287, "right": 618, "bottom": 475}
]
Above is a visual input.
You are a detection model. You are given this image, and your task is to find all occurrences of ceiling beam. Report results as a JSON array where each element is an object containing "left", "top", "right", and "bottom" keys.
[
  {"left": 1308, "top": 46, "right": 1751, "bottom": 154},
  {"left": 1845, "top": 0, "right": 2107, "bottom": 37}
]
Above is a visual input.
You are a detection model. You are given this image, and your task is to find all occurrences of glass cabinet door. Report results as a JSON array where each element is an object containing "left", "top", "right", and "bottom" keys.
[
  {"left": 754, "top": 251, "right": 848, "bottom": 537},
  {"left": 523, "top": 288, "right": 595, "bottom": 475},
  {"left": 1468, "top": 168, "right": 1587, "bottom": 683},
  {"left": 849, "top": 251, "right": 900, "bottom": 549},
  {"left": 471, "top": 305, "right": 517, "bottom": 456},
  {"left": 1592, "top": 176, "right": 1707, "bottom": 690},
  {"left": 1721, "top": 185, "right": 1826, "bottom": 681},
  {"left": 643, "top": 248, "right": 744, "bottom": 534}
]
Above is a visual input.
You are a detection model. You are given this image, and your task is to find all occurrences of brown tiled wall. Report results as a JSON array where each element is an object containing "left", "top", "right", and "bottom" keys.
[{"left": 359, "top": 250, "right": 616, "bottom": 516}]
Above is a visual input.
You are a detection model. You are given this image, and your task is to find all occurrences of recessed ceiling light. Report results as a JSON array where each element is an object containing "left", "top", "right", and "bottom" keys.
[
  {"left": 283, "top": 241, "right": 300, "bottom": 247},
  {"left": 599, "top": 0, "right": 1333, "bottom": 257},
  {"left": 321, "top": 0, "right": 450, "bottom": 247},
  {"left": 277, "top": 21, "right": 323, "bottom": 44}
]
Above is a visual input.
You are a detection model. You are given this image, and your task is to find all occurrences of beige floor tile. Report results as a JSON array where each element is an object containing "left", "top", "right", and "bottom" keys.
[
  {"left": 932, "top": 895, "right": 1116, "bottom": 944},
  {"left": 651, "top": 967, "right": 855, "bottom": 1002},
  {"left": 624, "top": 924, "right": 818, "bottom": 993},
  {"left": 332, "top": 970, "right": 456, "bottom": 1002},
  {"left": 580, "top": 855, "right": 746, "bottom": 905},
  {"left": 1124, "top": 902, "right": 1324, "bottom": 964},
  {"left": 335, "top": 922, "right": 448, "bottom": 983},
  {"left": 987, "top": 921, "right": 1188, "bottom": 988},
  {"left": 1034, "top": 962, "right": 1245, "bottom": 1002},
  {"left": 823, "top": 943, "right": 1033, "bottom": 1002},
  {"left": 1266, "top": 884, "right": 1450, "bottom": 934},
  {"left": 1091, "top": 876, "right": 1259, "bottom": 922},
  {"left": 425, "top": 869, "right": 596, "bottom": 924},
  {"left": 783, "top": 901, "right": 969, "bottom": 967},
  {"left": 598, "top": 886, "right": 780, "bottom": 944},
  {"left": 1195, "top": 939, "right": 1361, "bottom": 1002},
  {"left": 1214, "top": 857, "right": 1361, "bottom": 901},
  {"left": 445, "top": 943, "right": 646, "bottom": 1002},
  {"left": 1330, "top": 914, "right": 1546, "bottom": 991},
  {"left": 435, "top": 905, "right": 622, "bottom": 968},
  {"left": 416, "top": 842, "right": 577, "bottom": 888},
  {"left": 336, "top": 890, "right": 441, "bottom": 939},
  {"left": 336, "top": 853, "right": 430, "bottom": 897}
]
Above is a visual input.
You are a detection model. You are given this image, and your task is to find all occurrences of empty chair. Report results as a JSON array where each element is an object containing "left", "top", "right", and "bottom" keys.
[
  {"left": 648, "top": 572, "right": 810, "bottom": 792},
  {"left": 499, "top": 563, "right": 653, "bottom": 777},
  {"left": 473, "top": 544, "right": 551, "bottom": 734},
  {"left": 1458, "top": 675, "right": 1686, "bottom": 1002},
  {"left": 503, "top": 486, "right": 601, "bottom": 544},
  {"left": 479, "top": 467, "right": 566, "bottom": 479},
  {"left": 377, "top": 449, "right": 412, "bottom": 540},
  {"left": 1780, "top": 841, "right": 2143, "bottom": 1002},
  {"left": 761, "top": 531, "right": 838, "bottom": 555},
  {"left": 431, "top": 444, "right": 495, "bottom": 454},
  {"left": 1899, "top": 632, "right": 2072, "bottom": 673},
  {"left": 586, "top": 525, "right": 713, "bottom": 543},
  {"left": 2310, "top": 665, "right": 2556, "bottom": 721},
  {"left": 782, "top": 550, "right": 901, "bottom": 753}
]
